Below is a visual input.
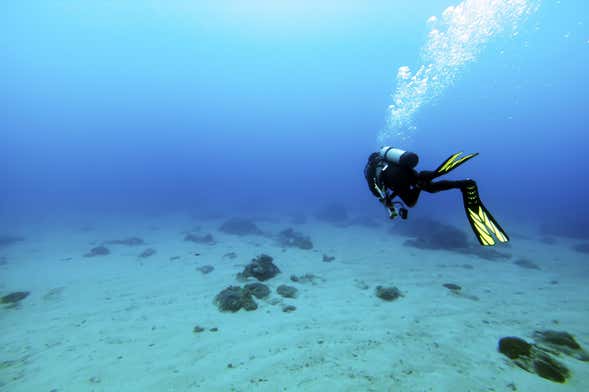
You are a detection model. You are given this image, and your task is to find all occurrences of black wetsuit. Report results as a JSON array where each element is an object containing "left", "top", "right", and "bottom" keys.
[{"left": 364, "top": 152, "right": 472, "bottom": 210}]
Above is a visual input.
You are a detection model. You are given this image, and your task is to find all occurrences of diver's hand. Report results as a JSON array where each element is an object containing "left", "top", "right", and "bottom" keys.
[
  {"left": 378, "top": 197, "right": 396, "bottom": 219},
  {"left": 387, "top": 207, "right": 397, "bottom": 219}
]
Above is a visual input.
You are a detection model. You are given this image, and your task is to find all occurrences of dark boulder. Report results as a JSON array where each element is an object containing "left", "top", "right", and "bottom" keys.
[
  {"left": 469, "top": 247, "right": 512, "bottom": 261},
  {"left": 219, "top": 218, "right": 263, "bottom": 236},
  {"left": 498, "top": 337, "right": 532, "bottom": 359},
  {"left": 572, "top": 243, "right": 589, "bottom": 254},
  {"left": 84, "top": 246, "right": 110, "bottom": 257},
  {"left": 498, "top": 336, "right": 571, "bottom": 383},
  {"left": 276, "top": 285, "right": 298, "bottom": 298},
  {"left": 442, "top": 283, "right": 462, "bottom": 292},
  {"left": 214, "top": 286, "right": 257, "bottom": 312},
  {"left": 400, "top": 218, "right": 470, "bottom": 250},
  {"left": 184, "top": 233, "right": 216, "bottom": 245},
  {"left": 513, "top": 258, "right": 540, "bottom": 270},
  {"left": 237, "top": 254, "right": 280, "bottom": 281},
  {"left": 322, "top": 254, "right": 335, "bottom": 262},
  {"left": 277, "top": 228, "right": 313, "bottom": 250},
  {"left": 105, "top": 237, "right": 144, "bottom": 246},
  {"left": 534, "top": 330, "right": 580, "bottom": 350},
  {"left": 532, "top": 353, "right": 570, "bottom": 383},
  {"left": 399, "top": 218, "right": 511, "bottom": 261},
  {"left": 197, "top": 265, "right": 214, "bottom": 274},
  {"left": 139, "top": 248, "right": 156, "bottom": 258},
  {"left": 193, "top": 325, "right": 205, "bottom": 333},
  {"left": 1, "top": 291, "right": 30, "bottom": 305},
  {"left": 375, "top": 286, "right": 402, "bottom": 301},
  {"left": 290, "top": 273, "right": 324, "bottom": 285},
  {"left": 533, "top": 330, "right": 589, "bottom": 361}
]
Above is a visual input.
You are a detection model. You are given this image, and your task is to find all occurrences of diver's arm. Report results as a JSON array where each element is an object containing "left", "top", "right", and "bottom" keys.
[
  {"left": 380, "top": 189, "right": 404, "bottom": 219},
  {"left": 377, "top": 189, "right": 394, "bottom": 209},
  {"left": 382, "top": 190, "right": 396, "bottom": 208},
  {"left": 368, "top": 182, "right": 385, "bottom": 200}
]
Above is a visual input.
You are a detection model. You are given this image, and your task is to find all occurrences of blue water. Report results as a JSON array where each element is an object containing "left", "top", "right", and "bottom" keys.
[{"left": 1, "top": 1, "right": 588, "bottom": 227}]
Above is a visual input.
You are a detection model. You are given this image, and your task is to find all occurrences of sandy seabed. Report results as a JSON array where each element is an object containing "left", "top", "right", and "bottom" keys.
[{"left": 1, "top": 215, "right": 588, "bottom": 392}]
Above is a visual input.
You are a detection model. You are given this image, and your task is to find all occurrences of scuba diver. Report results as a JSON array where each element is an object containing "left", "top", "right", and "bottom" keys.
[{"left": 364, "top": 146, "right": 509, "bottom": 246}]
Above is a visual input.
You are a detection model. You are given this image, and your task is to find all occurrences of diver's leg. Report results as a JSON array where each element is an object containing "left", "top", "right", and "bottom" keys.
[
  {"left": 399, "top": 188, "right": 421, "bottom": 207},
  {"left": 400, "top": 179, "right": 472, "bottom": 206},
  {"left": 421, "top": 179, "right": 473, "bottom": 193}
]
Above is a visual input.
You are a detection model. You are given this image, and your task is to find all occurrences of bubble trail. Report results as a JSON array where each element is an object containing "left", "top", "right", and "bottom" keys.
[{"left": 379, "top": 0, "right": 539, "bottom": 145}]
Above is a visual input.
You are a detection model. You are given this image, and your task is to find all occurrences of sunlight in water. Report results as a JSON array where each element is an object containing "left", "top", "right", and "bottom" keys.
[{"left": 378, "top": 0, "right": 539, "bottom": 145}]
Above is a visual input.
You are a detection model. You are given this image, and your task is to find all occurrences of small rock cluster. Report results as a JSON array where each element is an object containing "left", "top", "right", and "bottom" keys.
[
  {"left": 290, "top": 274, "right": 324, "bottom": 285},
  {"left": 215, "top": 254, "right": 282, "bottom": 312},
  {"left": 237, "top": 254, "right": 280, "bottom": 281},
  {"left": 397, "top": 218, "right": 511, "bottom": 261},
  {"left": 276, "top": 285, "right": 298, "bottom": 298},
  {"left": 184, "top": 233, "right": 216, "bottom": 245},
  {"left": 214, "top": 253, "right": 312, "bottom": 314},
  {"left": 513, "top": 258, "right": 540, "bottom": 270},
  {"left": 193, "top": 325, "right": 219, "bottom": 333},
  {"left": 276, "top": 228, "right": 313, "bottom": 250},
  {"left": 498, "top": 330, "right": 589, "bottom": 383},
  {"left": 219, "top": 218, "right": 263, "bottom": 236},
  {"left": 83, "top": 236, "right": 159, "bottom": 259}
]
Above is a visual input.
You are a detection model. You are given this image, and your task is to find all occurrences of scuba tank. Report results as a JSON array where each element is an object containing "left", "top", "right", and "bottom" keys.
[{"left": 379, "top": 146, "right": 419, "bottom": 168}]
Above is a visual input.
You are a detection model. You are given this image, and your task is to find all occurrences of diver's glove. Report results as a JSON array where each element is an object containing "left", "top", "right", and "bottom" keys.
[
  {"left": 378, "top": 198, "right": 397, "bottom": 219},
  {"left": 377, "top": 194, "right": 397, "bottom": 219},
  {"left": 387, "top": 206, "right": 398, "bottom": 219}
]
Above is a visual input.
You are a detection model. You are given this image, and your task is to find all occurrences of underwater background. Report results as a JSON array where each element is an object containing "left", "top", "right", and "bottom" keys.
[
  {"left": 1, "top": 1, "right": 589, "bottom": 391},
  {"left": 1, "top": 0, "right": 587, "bottom": 224}
]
